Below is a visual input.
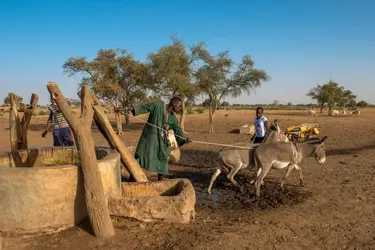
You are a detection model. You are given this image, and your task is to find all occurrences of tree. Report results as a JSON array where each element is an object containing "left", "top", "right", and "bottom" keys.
[
  {"left": 63, "top": 49, "right": 151, "bottom": 128},
  {"left": 337, "top": 89, "right": 356, "bottom": 109},
  {"left": 357, "top": 100, "right": 368, "bottom": 108},
  {"left": 306, "top": 84, "right": 329, "bottom": 113},
  {"left": 287, "top": 102, "right": 293, "bottom": 106},
  {"left": 307, "top": 80, "right": 357, "bottom": 115},
  {"left": 221, "top": 101, "right": 230, "bottom": 107},
  {"left": 272, "top": 100, "right": 279, "bottom": 106},
  {"left": 147, "top": 35, "right": 208, "bottom": 131},
  {"left": 196, "top": 51, "right": 269, "bottom": 133},
  {"left": 4, "top": 93, "right": 23, "bottom": 106}
]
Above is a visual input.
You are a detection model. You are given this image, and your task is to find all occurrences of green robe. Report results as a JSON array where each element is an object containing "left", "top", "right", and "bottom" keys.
[{"left": 131, "top": 101, "right": 186, "bottom": 174}]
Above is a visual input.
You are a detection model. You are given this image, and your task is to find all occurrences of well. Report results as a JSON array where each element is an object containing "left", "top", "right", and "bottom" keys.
[
  {"left": 108, "top": 178, "right": 196, "bottom": 224},
  {"left": 0, "top": 146, "right": 121, "bottom": 234}
]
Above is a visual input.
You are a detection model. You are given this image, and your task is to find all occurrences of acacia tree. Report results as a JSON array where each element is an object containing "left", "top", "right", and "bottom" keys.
[
  {"left": 63, "top": 49, "right": 151, "bottom": 128},
  {"left": 357, "top": 100, "right": 368, "bottom": 108},
  {"left": 306, "top": 84, "right": 330, "bottom": 113},
  {"left": 337, "top": 89, "right": 356, "bottom": 109},
  {"left": 307, "top": 80, "right": 357, "bottom": 115},
  {"left": 195, "top": 51, "right": 269, "bottom": 133},
  {"left": 147, "top": 35, "right": 208, "bottom": 131}
]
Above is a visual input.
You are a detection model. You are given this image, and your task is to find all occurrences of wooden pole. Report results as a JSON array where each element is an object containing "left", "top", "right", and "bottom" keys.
[
  {"left": 91, "top": 94, "right": 149, "bottom": 182},
  {"left": 9, "top": 94, "right": 21, "bottom": 151},
  {"left": 93, "top": 112, "right": 131, "bottom": 179},
  {"left": 47, "top": 82, "right": 114, "bottom": 239},
  {"left": 108, "top": 99, "right": 123, "bottom": 135},
  {"left": 19, "top": 94, "right": 38, "bottom": 149}
]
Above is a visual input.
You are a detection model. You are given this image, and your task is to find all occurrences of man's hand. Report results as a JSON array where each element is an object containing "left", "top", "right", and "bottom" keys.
[
  {"left": 42, "top": 130, "right": 48, "bottom": 138},
  {"left": 185, "top": 137, "right": 192, "bottom": 143}
]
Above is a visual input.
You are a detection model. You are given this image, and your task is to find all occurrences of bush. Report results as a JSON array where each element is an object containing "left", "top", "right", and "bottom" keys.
[
  {"left": 186, "top": 108, "right": 195, "bottom": 114},
  {"left": 33, "top": 109, "right": 48, "bottom": 116},
  {"left": 196, "top": 108, "right": 204, "bottom": 114}
]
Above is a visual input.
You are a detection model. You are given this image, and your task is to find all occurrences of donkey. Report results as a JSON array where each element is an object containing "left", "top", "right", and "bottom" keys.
[
  {"left": 207, "top": 120, "right": 289, "bottom": 194},
  {"left": 252, "top": 136, "right": 328, "bottom": 197}
]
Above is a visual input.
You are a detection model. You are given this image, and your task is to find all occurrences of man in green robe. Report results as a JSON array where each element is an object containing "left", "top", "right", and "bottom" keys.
[{"left": 128, "top": 97, "right": 191, "bottom": 181}]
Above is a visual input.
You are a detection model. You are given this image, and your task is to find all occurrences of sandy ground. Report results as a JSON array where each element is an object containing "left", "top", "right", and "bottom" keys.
[{"left": 1, "top": 109, "right": 375, "bottom": 250}]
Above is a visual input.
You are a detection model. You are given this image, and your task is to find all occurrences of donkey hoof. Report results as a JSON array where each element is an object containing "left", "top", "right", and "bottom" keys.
[{"left": 300, "top": 182, "right": 304, "bottom": 187}]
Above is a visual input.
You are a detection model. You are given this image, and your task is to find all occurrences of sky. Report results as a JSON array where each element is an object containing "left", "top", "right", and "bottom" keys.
[{"left": 1, "top": 0, "right": 374, "bottom": 105}]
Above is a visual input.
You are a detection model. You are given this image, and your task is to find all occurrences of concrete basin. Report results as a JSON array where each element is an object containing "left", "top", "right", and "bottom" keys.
[
  {"left": 0, "top": 146, "right": 121, "bottom": 234},
  {"left": 108, "top": 178, "right": 196, "bottom": 224}
]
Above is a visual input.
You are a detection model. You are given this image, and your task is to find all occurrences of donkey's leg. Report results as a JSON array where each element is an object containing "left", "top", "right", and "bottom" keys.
[
  {"left": 251, "top": 165, "right": 261, "bottom": 186},
  {"left": 250, "top": 171, "right": 264, "bottom": 185},
  {"left": 207, "top": 168, "right": 222, "bottom": 194},
  {"left": 226, "top": 163, "right": 242, "bottom": 189},
  {"left": 255, "top": 164, "right": 272, "bottom": 197},
  {"left": 294, "top": 165, "right": 303, "bottom": 186},
  {"left": 280, "top": 164, "right": 295, "bottom": 190}
]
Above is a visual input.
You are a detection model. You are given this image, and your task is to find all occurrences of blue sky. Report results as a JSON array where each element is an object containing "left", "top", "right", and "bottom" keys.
[{"left": 1, "top": 0, "right": 374, "bottom": 105}]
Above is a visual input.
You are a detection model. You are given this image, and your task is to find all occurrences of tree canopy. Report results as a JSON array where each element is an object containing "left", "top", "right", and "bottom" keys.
[
  {"left": 147, "top": 35, "right": 209, "bottom": 130},
  {"left": 195, "top": 51, "right": 269, "bottom": 132},
  {"left": 307, "top": 80, "right": 357, "bottom": 114},
  {"left": 63, "top": 49, "right": 151, "bottom": 127}
]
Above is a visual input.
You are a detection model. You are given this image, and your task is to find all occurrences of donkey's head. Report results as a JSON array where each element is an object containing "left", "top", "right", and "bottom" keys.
[
  {"left": 307, "top": 136, "right": 328, "bottom": 165},
  {"left": 265, "top": 120, "right": 289, "bottom": 143}
]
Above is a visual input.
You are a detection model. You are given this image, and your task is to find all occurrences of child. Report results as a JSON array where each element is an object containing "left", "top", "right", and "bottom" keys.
[{"left": 253, "top": 106, "right": 270, "bottom": 143}]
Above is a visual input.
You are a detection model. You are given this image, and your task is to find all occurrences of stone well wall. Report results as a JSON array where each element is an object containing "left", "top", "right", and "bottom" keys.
[{"left": 0, "top": 147, "right": 121, "bottom": 234}]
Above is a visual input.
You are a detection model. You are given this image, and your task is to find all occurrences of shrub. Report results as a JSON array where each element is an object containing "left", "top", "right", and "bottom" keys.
[
  {"left": 186, "top": 108, "right": 195, "bottom": 114},
  {"left": 196, "top": 108, "right": 204, "bottom": 114}
]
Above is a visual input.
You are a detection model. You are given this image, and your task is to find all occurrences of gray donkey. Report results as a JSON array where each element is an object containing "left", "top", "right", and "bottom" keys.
[
  {"left": 207, "top": 120, "right": 289, "bottom": 194},
  {"left": 252, "top": 136, "right": 328, "bottom": 197}
]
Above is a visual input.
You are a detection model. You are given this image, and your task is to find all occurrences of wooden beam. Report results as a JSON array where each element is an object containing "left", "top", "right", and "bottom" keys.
[
  {"left": 91, "top": 94, "right": 149, "bottom": 182},
  {"left": 47, "top": 82, "right": 114, "bottom": 239},
  {"left": 9, "top": 94, "right": 21, "bottom": 151},
  {"left": 19, "top": 94, "right": 38, "bottom": 149}
]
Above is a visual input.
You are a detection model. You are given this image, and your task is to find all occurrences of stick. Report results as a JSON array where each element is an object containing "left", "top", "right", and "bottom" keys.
[
  {"left": 47, "top": 82, "right": 114, "bottom": 239},
  {"left": 19, "top": 94, "right": 38, "bottom": 149},
  {"left": 9, "top": 94, "right": 21, "bottom": 151},
  {"left": 91, "top": 94, "right": 149, "bottom": 182}
]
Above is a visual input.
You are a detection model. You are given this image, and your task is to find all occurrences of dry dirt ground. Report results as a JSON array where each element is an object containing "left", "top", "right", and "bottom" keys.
[{"left": 1, "top": 109, "right": 375, "bottom": 250}]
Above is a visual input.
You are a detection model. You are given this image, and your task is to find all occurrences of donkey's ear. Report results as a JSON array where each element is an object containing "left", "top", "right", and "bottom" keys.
[
  {"left": 273, "top": 119, "right": 280, "bottom": 132},
  {"left": 320, "top": 136, "right": 328, "bottom": 143}
]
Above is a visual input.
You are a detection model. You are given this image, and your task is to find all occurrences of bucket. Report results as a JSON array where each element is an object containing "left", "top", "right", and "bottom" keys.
[{"left": 168, "top": 130, "right": 181, "bottom": 163}]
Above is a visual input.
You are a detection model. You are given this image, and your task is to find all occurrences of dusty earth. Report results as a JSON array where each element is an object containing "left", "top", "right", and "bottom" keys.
[{"left": 1, "top": 109, "right": 375, "bottom": 250}]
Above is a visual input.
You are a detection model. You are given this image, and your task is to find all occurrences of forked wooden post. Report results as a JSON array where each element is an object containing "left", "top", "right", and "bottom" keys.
[
  {"left": 9, "top": 93, "right": 38, "bottom": 150},
  {"left": 91, "top": 94, "right": 149, "bottom": 182},
  {"left": 47, "top": 82, "right": 114, "bottom": 239}
]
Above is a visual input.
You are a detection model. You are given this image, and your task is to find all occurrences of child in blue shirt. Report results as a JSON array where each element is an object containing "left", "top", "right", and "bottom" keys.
[{"left": 253, "top": 107, "right": 270, "bottom": 143}]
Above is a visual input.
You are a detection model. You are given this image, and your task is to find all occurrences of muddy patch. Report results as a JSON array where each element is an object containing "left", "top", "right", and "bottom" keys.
[{"left": 170, "top": 165, "right": 312, "bottom": 214}]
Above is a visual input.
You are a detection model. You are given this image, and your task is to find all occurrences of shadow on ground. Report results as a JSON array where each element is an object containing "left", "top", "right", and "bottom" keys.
[{"left": 327, "top": 143, "right": 375, "bottom": 156}]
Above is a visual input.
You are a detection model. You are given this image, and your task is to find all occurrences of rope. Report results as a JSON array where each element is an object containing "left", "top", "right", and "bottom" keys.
[{"left": 123, "top": 112, "right": 254, "bottom": 150}]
